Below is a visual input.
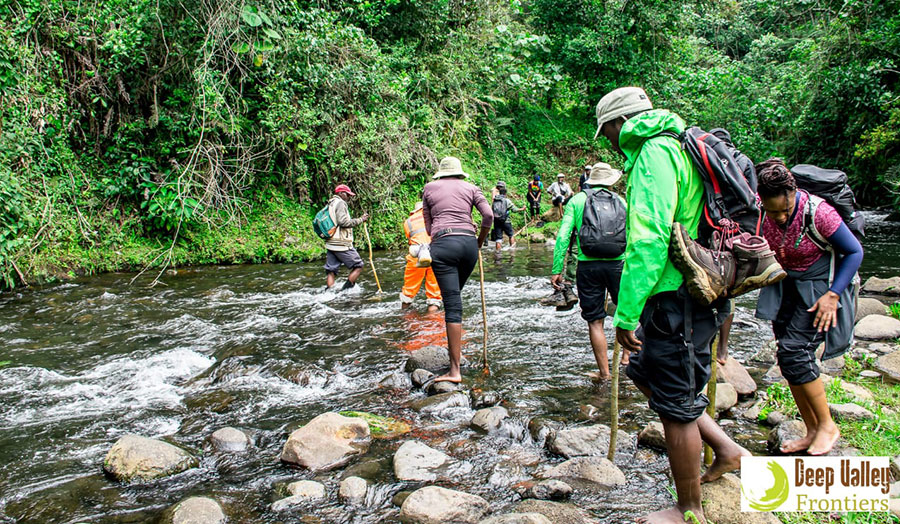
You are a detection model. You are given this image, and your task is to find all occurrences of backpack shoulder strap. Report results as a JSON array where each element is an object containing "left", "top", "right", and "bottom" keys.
[{"left": 803, "top": 193, "right": 830, "bottom": 252}]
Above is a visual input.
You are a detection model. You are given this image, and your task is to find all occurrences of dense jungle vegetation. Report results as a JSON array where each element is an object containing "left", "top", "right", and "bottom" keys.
[{"left": 1, "top": 0, "right": 898, "bottom": 288}]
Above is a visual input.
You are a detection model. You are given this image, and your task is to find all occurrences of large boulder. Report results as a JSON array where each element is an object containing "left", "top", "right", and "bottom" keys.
[
  {"left": 857, "top": 297, "right": 888, "bottom": 322},
  {"left": 103, "top": 435, "right": 197, "bottom": 482},
  {"left": 540, "top": 456, "right": 626, "bottom": 488},
  {"left": 546, "top": 424, "right": 635, "bottom": 458},
  {"left": 508, "top": 500, "right": 594, "bottom": 524},
  {"left": 717, "top": 357, "right": 757, "bottom": 396},
  {"left": 404, "top": 346, "right": 468, "bottom": 373},
  {"left": 280, "top": 412, "right": 371, "bottom": 470},
  {"left": 701, "top": 473, "right": 781, "bottom": 524},
  {"left": 209, "top": 427, "right": 251, "bottom": 452},
  {"left": 855, "top": 315, "right": 900, "bottom": 341},
  {"left": 409, "top": 391, "right": 471, "bottom": 413},
  {"left": 863, "top": 276, "right": 900, "bottom": 296},
  {"left": 479, "top": 514, "right": 552, "bottom": 524},
  {"left": 399, "top": 486, "right": 490, "bottom": 524},
  {"left": 394, "top": 440, "right": 451, "bottom": 481},
  {"left": 875, "top": 351, "right": 900, "bottom": 383},
  {"left": 163, "top": 497, "right": 226, "bottom": 524},
  {"left": 471, "top": 407, "right": 509, "bottom": 433}
]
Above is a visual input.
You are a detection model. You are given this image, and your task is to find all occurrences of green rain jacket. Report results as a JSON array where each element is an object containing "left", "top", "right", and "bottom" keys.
[
  {"left": 551, "top": 190, "right": 626, "bottom": 275},
  {"left": 612, "top": 109, "right": 705, "bottom": 331}
]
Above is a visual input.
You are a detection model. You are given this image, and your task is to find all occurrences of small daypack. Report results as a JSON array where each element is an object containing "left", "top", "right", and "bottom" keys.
[
  {"left": 579, "top": 188, "right": 627, "bottom": 258},
  {"left": 791, "top": 164, "right": 865, "bottom": 241},
  {"left": 312, "top": 204, "right": 337, "bottom": 240},
  {"left": 492, "top": 195, "right": 509, "bottom": 222}
]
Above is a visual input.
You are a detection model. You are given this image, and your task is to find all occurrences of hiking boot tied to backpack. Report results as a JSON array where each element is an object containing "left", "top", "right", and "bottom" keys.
[
  {"left": 539, "top": 281, "right": 579, "bottom": 310},
  {"left": 670, "top": 222, "right": 786, "bottom": 305}
]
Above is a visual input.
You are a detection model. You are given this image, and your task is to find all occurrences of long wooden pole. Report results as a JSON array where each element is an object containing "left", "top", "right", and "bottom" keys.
[
  {"left": 362, "top": 222, "right": 382, "bottom": 294},
  {"left": 704, "top": 337, "right": 719, "bottom": 466},
  {"left": 478, "top": 251, "right": 489, "bottom": 375},
  {"left": 607, "top": 291, "right": 620, "bottom": 462}
]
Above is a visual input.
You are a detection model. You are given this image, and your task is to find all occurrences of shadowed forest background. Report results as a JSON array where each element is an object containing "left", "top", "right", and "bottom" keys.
[{"left": 1, "top": 0, "right": 898, "bottom": 288}]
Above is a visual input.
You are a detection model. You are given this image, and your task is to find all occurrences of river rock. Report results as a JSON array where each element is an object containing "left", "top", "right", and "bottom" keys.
[
  {"left": 709, "top": 382, "right": 738, "bottom": 411},
  {"left": 768, "top": 419, "right": 805, "bottom": 453},
  {"left": 479, "top": 514, "right": 552, "bottom": 524},
  {"left": 765, "top": 411, "right": 786, "bottom": 427},
  {"left": 638, "top": 421, "right": 667, "bottom": 450},
  {"left": 751, "top": 339, "right": 778, "bottom": 364},
  {"left": 164, "top": 496, "right": 226, "bottom": 524},
  {"left": 393, "top": 490, "right": 413, "bottom": 507},
  {"left": 541, "top": 456, "right": 626, "bottom": 488},
  {"left": 857, "top": 297, "right": 888, "bottom": 321},
  {"left": 530, "top": 232, "right": 547, "bottom": 243},
  {"left": 380, "top": 371, "right": 413, "bottom": 390},
  {"left": 839, "top": 380, "right": 875, "bottom": 401},
  {"left": 209, "top": 427, "right": 251, "bottom": 452},
  {"left": 546, "top": 424, "right": 635, "bottom": 458},
  {"left": 339, "top": 476, "right": 367, "bottom": 504},
  {"left": 399, "top": 486, "right": 489, "bottom": 524},
  {"left": 409, "top": 391, "right": 470, "bottom": 413},
  {"left": 404, "top": 346, "right": 468, "bottom": 373},
  {"left": 394, "top": 440, "right": 450, "bottom": 481},
  {"left": 280, "top": 412, "right": 371, "bottom": 471},
  {"left": 103, "top": 435, "right": 197, "bottom": 482},
  {"left": 830, "top": 403, "right": 875, "bottom": 421},
  {"left": 701, "top": 473, "right": 781, "bottom": 524},
  {"left": 470, "top": 389, "right": 502, "bottom": 409},
  {"left": 742, "top": 402, "right": 762, "bottom": 421},
  {"left": 509, "top": 500, "right": 593, "bottom": 524},
  {"left": 875, "top": 351, "right": 900, "bottom": 383},
  {"left": 427, "top": 380, "right": 460, "bottom": 395},
  {"left": 411, "top": 369, "right": 435, "bottom": 388},
  {"left": 514, "top": 479, "right": 573, "bottom": 500},
  {"left": 863, "top": 276, "right": 900, "bottom": 295},
  {"left": 821, "top": 356, "right": 846, "bottom": 375},
  {"left": 527, "top": 418, "right": 563, "bottom": 443},
  {"left": 717, "top": 357, "right": 757, "bottom": 395},
  {"left": 861, "top": 370, "right": 883, "bottom": 379},
  {"left": 763, "top": 364, "right": 783, "bottom": 382},
  {"left": 855, "top": 315, "right": 900, "bottom": 340},
  {"left": 471, "top": 406, "right": 509, "bottom": 433},
  {"left": 287, "top": 480, "right": 326, "bottom": 500}
]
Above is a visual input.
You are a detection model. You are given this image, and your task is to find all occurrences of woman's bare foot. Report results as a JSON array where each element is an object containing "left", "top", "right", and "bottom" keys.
[
  {"left": 807, "top": 423, "right": 840, "bottom": 456},
  {"left": 636, "top": 506, "right": 705, "bottom": 524},
  {"left": 433, "top": 373, "right": 462, "bottom": 384},
  {"left": 780, "top": 432, "right": 815, "bottom": 454},
  {"left": 701, "top": 445, "right": 752, "bottom": 483},
  {"left": 586, "top": 371, "right": 610, "bottom": 381},
  {"left": 716, "top": 356, "right": 728, "bottom": 366},
  {"left": 620, "top": 350, "right": 630, "bottom": 366}
]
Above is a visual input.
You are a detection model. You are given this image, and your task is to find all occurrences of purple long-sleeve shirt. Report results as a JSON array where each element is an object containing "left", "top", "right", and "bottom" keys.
[{"left": 422, "top": 177, "right": 493, "bottom": 236}]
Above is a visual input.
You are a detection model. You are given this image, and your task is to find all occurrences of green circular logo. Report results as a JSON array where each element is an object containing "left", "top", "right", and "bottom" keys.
[{"left": 742, "top": 460, "right": 790, "bottom": 511}]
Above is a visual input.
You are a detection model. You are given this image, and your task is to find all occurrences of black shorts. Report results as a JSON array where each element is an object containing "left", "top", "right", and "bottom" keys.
[
  {"left": 491, "top": 218, "right": 514, "bottom": 242},
  {"left": 626, "top": 288, "right": 719, "bottom": 423},
  {"left": 576, "top": 259, "right": 622, "bottom": 322},
  {"left": 774, "top": 277, "right": 825, "bottom": 385},
  {"left": 324, "top": 248, "right": 364, "bottom": 274}
]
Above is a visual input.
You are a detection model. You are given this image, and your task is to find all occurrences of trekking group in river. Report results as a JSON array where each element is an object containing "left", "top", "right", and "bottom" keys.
[{"left": 314, "top": 87, "right": 866, "bottom": 524}]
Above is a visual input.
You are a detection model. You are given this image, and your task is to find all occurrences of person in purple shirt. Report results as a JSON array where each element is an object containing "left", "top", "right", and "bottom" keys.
[
  {"left": 755, "top": 158, "right": 863, "bottom": 456},
  {"left": 422, "top": 157, "right": 493, "bottom": 383}
]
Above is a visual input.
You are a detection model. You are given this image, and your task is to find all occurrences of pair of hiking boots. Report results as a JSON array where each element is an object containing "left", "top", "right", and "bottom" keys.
[
  {"left": 540, "top": 282, "right": 578, "bottom": 311},
  {"left": 670, "top": 222, "right": 787, "bottom": 305}
]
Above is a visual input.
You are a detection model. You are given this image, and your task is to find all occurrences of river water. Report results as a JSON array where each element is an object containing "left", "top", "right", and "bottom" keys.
[{"left": 1, "top": 212, "right": 897, "bottom": 523}]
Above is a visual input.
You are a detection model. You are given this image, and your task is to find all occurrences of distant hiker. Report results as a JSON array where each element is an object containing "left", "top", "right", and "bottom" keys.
[
  {"left": 323, "top": 184, "right": 369, "bottom": 290},
  {"left": 547, "top": 173, "right": 573, "bottom": 212},
  {"left": 755, "top": 159, "right": 863, "bottom": 456},
  {"left": 550, "top": 162, "right": 627, "bottom": 379},
  {"left": 401, "top": 201, "right": 442, "bottom": 313},
  {"left": 422, "top": 156, "right": 493, "bottom": 383},
  {"left": 491, "top": 181, "right": 524, "bottom": 250},
  {"left": 526, "top": 175, "right": 543, "bottom": 221},
  {"left": 596, "top": 86, "right": 749, "bottom": 524},
  {"left": 578, "top": 164, "right": 592, "bottom": 191}
]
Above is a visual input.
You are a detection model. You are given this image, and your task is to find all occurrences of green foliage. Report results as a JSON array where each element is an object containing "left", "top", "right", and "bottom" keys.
[
  {"left": 888, "top": 303, "right": 900, "bottom": 320},
  {"left": 757, "top": 382, "right": 798, "bottom": 421}
]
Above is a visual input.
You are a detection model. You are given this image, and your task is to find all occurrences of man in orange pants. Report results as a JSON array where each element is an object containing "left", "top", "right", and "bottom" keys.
[{"left": 401, "top": 202, "right": 442, "bottom": 312}]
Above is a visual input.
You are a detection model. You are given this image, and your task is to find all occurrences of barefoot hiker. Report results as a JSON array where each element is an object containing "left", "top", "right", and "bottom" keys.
[
  {"left": 550, "top": 163, "right": 627, "bottom": 379},
  {"left": 422, "top": 157, "right": 493, "bottom": 383},
  {"left": 755, "top": 159, "right": 863, "bottom": 455},
  {"left": 323, "top": 184, "right": 369, "bottom": 290},
  {"left": 597, "top": 87, "right": 749, "bottom": 523}
]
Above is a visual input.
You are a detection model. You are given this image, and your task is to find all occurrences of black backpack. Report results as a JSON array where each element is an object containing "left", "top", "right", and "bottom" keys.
[
  {"left": 578, "top": 188, "right": 626, "bottom": 258},
  {"left": 492, "top": 195, "right": 509, "bottom": 222},
  {"left": 790, "top": 164, "right": 865, "bottom": 241}
]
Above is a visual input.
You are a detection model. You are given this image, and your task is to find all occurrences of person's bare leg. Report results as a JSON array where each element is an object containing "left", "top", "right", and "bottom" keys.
[
  {"left": 326, "top": 272, "right": 336, "bottom": 288},
  {"left": 697, "top": 413, "right": 751, "bottom": 482},
  {"left": 587, "top": 319, "right": 610, "bottom": 379},
  {"left": 717, "top": 313, "right": 733, "bottom": 365},
  {"left": 799, "top": 378, "right": 840, "bottom": 455},
  {"left": 782, "top": 383, "right": 819, "bottom": 453},
  {"left": 347, "top": 267, "right": 363, "bottom": 284},
  {"left": 638, "top": 417, "right": 706, "bottom": 524},
  {"left": 434, "top": 322, "right": 463, "bottom": 383}
]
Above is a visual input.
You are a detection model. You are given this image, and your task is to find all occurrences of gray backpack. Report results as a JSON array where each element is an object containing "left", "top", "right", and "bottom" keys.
[{"left": 578, "top": 188, "right": 626, "bottom": 258}]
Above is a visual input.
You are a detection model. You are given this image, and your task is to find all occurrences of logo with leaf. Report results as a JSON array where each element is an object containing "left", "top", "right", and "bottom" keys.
[{"left": 742, "top": 460, "right": 790, "bottom": 511}]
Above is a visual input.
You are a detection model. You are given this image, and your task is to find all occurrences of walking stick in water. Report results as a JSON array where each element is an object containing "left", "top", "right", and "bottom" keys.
[
  {"left": 478, "top": 251, "right": 489, "bottom": 375},
  {"left": 704, "top": 336, "right": 719, "bottom": 466},
  {"left": 362, "top": 221, "right": 382, "bottom": 294},
  {"left": 608, "top": 291, "right": 621, "bottom": 462}
]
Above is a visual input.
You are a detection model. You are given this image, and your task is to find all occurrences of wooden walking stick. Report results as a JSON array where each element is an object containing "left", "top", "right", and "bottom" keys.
[
  {"left": 362, "top": 221, "right": 382, "bottom": 294},
  {"left": 704, "top": 336, "right": 719, "bottom": 466},
  {"left": 478, "top": 250, "right": 489, "bottom": 375},
  {"left": 607, "top": 291, "right": 621, "bottom": 461}
]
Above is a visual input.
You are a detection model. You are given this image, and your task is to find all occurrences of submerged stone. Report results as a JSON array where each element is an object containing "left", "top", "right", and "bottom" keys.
[{"left": 103, "top": 435, "right": 197, "bottom": 482}]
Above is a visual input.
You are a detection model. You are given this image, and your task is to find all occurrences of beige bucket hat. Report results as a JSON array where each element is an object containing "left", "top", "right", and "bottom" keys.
[
  {"left": 593, "top": 87, "right": 653, "bottom": 139},
  {"left": 586, "top": 162, "right": 622, "bottom": 187},
  {"left": 433, "top": 156, "right": 469, "bottom": 179}
]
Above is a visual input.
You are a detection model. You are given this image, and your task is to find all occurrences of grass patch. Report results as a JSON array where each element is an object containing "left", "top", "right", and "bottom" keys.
[{"left": 777, "top": 512, "right": 899, "bottom": 523}]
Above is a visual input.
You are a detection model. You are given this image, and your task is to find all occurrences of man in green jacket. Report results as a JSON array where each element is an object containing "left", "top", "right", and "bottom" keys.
[
  {"left": 596, "top": 87, "right": 748, "bottom": 524},
  {"left": 550, "top": 163, "right": 627, "bottom": 379}
]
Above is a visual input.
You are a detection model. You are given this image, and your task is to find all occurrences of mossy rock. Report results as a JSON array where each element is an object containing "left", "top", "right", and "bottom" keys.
[{"left": 338, "top": 411, "right": 411, "bottom": 439}]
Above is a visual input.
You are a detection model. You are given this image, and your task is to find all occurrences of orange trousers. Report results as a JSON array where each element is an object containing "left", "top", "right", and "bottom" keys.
[{"left": 400, "top": 257, "right": 442, "bottom": 304}]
